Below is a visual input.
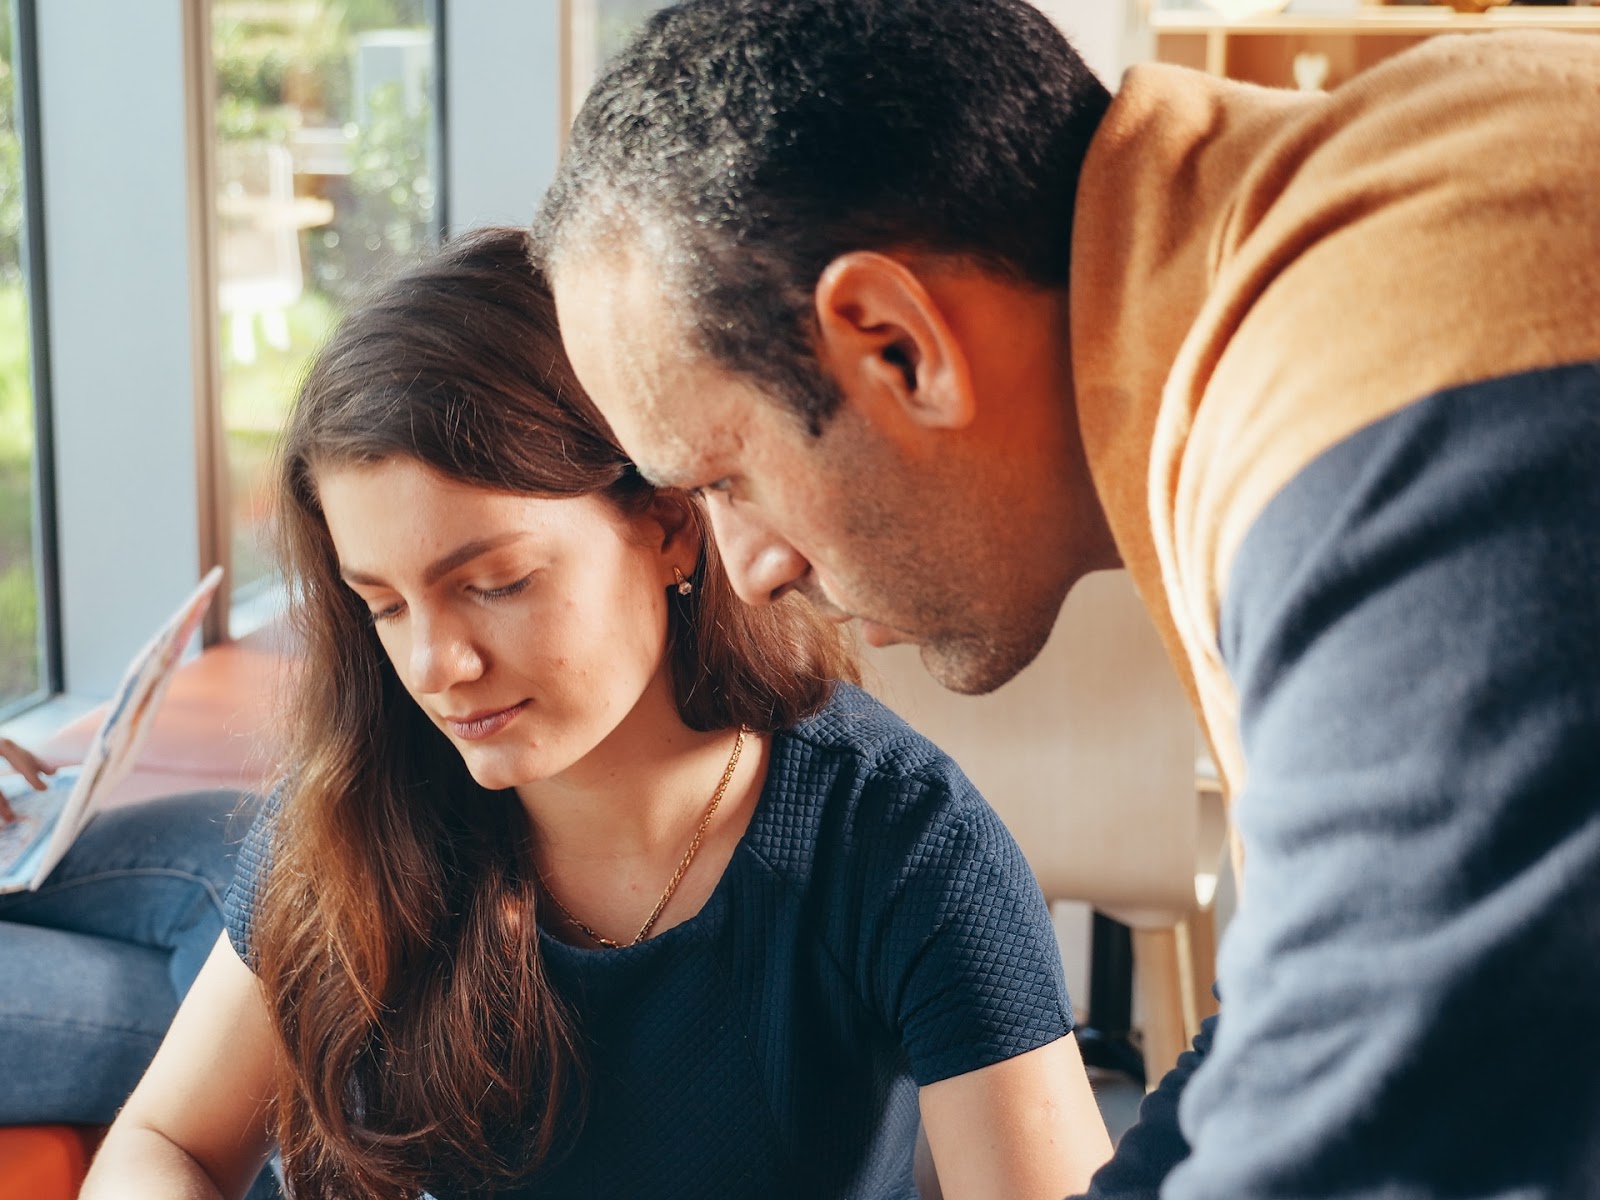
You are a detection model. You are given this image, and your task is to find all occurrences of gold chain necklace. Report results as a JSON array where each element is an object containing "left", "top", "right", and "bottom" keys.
[{"left": 535, "top": 728, "right": 746, "bottom": 949}]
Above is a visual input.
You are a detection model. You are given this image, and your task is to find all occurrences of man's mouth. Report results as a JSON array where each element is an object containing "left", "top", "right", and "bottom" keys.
[
  {"left": 793, "top": 583, "right": 913, "bottom": 648},
  {"left": 856, "top": 619, "right": 908, "bottom": 649}
]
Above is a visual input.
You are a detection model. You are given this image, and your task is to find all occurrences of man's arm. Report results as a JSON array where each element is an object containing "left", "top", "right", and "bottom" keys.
[
  {"left": 1075, "top": 1014, "right": 1213, "bottom": 1199},
  {"left": 1169, "top": 364, "right": 1600, "bottom": 1197}
]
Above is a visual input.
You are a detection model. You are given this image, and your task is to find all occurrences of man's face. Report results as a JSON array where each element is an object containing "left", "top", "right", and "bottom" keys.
[{"left": 553, "top": 249, "right": 1081, "bottom": 695}]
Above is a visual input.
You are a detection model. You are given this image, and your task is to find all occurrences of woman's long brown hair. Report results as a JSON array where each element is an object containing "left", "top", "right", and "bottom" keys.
[{"left": 258, "top": 226, "right": 857, "bottom": 1198}]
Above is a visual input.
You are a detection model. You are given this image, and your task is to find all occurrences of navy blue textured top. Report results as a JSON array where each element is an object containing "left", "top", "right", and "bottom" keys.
[{"left": 226, "top": 684, "right": 1073, "bottom": 1199}]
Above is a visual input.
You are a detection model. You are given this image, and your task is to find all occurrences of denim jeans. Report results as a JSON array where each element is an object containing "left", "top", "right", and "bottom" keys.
[{"left": 0, "top": 789, "right": 256, "bottom": 1125}]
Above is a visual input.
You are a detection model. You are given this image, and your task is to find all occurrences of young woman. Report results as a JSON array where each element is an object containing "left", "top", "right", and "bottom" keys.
[{"left": 82, "top": 227, "right": 1111, "bottom": 1200}]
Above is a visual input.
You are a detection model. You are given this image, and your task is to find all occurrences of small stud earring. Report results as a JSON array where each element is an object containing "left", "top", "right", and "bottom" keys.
[{"left": 673, "top": 567, "right": 694, "bottom": 596}]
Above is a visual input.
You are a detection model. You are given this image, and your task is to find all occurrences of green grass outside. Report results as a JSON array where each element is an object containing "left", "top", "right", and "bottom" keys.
[
  {"left": 0, "top": 278, "right": 39, "bottom": 707},
  {"left": 0, "top": 553, "right": 39, "bottom": 709},
  {"left": 0, "top": 280, "right": 33, "bottom": 463},
  {"left": 220, "top": 288, "right": 340, "bottom": 595},
  {"left": 219, "top": 289, "right": 339, "bottom": 434}
]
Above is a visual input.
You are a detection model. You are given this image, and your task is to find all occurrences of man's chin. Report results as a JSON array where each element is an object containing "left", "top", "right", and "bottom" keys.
[{"left": 918, "top": 627, "right": 1053, "bottom": 697}]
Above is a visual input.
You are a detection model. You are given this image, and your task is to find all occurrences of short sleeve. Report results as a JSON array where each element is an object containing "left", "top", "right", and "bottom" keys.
[
  {"left": 866, "top": 774, "right": 1073, "bottom": 1087},
  {"left": 223, "top": 791, "right": 280, "bottom": 968}
]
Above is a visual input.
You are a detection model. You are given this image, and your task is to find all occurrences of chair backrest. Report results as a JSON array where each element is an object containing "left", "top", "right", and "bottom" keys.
[
  {"left": 860, "top": 569, "right": 1220, "bottom": 928},
  {"left": 215, "top": 140, "right": 304, "bottom": 312}
]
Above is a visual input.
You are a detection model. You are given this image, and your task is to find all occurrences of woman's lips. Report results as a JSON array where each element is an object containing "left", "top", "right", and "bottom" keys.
[{"left": 442, "top": 700, "right": 529, "bottom": 741}]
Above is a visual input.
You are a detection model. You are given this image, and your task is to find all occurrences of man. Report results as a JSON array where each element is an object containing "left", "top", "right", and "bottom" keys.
[{"left": 535, "top": 1, "right": 1600, "bottom": 1195}]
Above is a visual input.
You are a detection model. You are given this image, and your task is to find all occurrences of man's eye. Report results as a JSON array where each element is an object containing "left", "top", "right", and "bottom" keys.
[{"left": 690, "top": 479, "right": 734, "bottom": 499}]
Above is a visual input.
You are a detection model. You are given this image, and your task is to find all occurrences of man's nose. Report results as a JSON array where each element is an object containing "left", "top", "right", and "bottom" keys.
[{"left": 707, "top": 500, "right": 810, "bottom": 606}]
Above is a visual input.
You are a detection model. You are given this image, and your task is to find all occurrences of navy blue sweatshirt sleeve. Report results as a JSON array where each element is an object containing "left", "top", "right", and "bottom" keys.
[
  {"left": 1076, "top": 1014, "right": 1211, "bottom": 1199},
  {"left": 1168, "top": 363, "right": 1600, "bottom": 1197}
]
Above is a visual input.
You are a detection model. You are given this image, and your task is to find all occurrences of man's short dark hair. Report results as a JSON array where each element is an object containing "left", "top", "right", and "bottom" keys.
[{"left": 536, "top": 0, "right": 1110, "bottom": 432}]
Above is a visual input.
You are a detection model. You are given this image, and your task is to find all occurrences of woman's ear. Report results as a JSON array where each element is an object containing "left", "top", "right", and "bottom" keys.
[
  {"left": 644, "top": 491, "right": 704, "bottom": 566},
  {"left": 813, "top": 251, "right": 976, "bottom": 432}
]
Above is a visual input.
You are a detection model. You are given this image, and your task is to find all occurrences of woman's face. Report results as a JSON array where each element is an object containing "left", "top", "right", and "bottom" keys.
[{"left": 317, "top": 456, "right": 685, "bottom": 792}]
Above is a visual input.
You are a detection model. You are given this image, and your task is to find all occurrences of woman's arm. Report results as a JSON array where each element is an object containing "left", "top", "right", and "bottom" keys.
[
  {"left": 81, "top": 934, "right": 279, "bottom": 1200},
  {"left": 920, "top": 1033, "right": 1112, "bottom": 1200},
  {"left": 847, "top": 760, "right": 1111, "bottom": 1199}
]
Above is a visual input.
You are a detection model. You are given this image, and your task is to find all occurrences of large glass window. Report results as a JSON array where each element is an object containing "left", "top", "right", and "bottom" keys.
[
  {"left": 210, "top": 0, "right": 440, "bottom": 605},
  {"left": 0, "top": 0, "right": 47, "bottom": 715}
]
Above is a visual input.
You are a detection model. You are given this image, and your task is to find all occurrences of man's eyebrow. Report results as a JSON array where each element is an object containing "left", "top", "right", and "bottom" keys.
[{"left": 341, "top": 531, "right": 530, "bottom": 589}]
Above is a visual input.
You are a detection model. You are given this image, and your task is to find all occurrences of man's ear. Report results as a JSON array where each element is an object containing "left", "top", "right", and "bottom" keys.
[{"left": 813, "top": 252, "right": 976, "bottom": 431}]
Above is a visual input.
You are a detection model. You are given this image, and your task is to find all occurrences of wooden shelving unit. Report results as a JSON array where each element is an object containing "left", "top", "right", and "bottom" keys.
[{"left": 1152, "top": 6, "right": 1600, "bottom": 87}]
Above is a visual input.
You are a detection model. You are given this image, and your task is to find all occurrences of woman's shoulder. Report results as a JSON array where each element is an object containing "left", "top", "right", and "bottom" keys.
[
  {"left": 753, "top": 683, "right": 1016, "bottom": 877},
  {"left": 780, "top": 682, "right": 970, "bottom": 789},
  {"left": 223, "top": 787, "right": 284, "bottom": 966},
  {"left": 752, "top": 686, "right": 1067, "bottom": 1067}
]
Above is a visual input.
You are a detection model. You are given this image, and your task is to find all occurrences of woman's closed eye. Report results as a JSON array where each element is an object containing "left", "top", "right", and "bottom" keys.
[
  {"left": 469, "top": 571, "right": 537, "bottom": 602},
  {"left": 361, "top": 571, "right": 534, "bottom": 624}
]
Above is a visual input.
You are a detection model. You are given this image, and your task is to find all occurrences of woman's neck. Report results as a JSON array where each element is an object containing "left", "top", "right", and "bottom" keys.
[
  {"left": 514, "top": 680, "right": 753, "bottom": 866},
  {"left": 515, "top": 676, "right": 770, "bottom": 947}
]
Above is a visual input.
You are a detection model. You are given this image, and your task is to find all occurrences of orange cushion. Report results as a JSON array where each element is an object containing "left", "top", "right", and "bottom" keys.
[{"left": 0, "top": 1124, "right": 100, "bottom": 1200}]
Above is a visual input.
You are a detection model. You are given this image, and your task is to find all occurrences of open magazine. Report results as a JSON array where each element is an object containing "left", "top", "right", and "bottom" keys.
[{"left": 0, "top": 566, "right": 224, "bottom": 893}]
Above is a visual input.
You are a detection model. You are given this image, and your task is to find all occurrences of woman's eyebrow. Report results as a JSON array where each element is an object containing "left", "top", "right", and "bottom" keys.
[{"left": 340, "top": 531, "right": 531, "bottom": 589}]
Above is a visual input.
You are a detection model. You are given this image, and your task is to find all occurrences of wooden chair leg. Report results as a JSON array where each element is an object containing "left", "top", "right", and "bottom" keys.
[
  {"left": 1179, "top": 906, "right": 1220, "bottom": 1032},
  {"left": 1131, "top": 926, "right": 1188, "bottom": 1090}
]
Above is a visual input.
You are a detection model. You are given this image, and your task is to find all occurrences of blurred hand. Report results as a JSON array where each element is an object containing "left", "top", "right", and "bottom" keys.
[{"left": 0, "top": 736, "right": 55, "bottom": 822}]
